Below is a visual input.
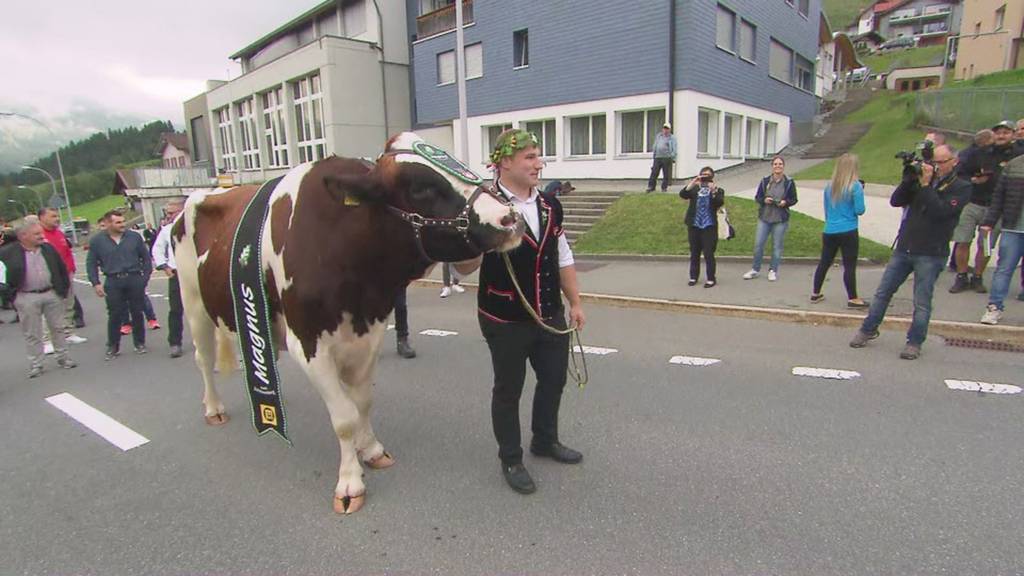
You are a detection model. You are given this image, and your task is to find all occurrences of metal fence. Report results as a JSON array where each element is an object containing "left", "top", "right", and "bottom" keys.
[{"left": 915, "top": 88, "right": 1024, "bottom": 135}]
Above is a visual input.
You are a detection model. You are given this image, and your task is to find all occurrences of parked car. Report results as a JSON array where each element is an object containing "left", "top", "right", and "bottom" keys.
[
  {"left": 847, "top": 67, "right": 871, "bottom": 82},
  {"left": 879, "top": 36, "right": 918, "bottom": 51}
]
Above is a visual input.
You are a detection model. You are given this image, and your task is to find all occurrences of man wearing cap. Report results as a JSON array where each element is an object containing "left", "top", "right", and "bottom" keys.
[
  {"left": 455, "top": 128, "right": 586, "bottom": 495},
  {"left": 646, "top": 123, "right": 677, "bottom": 193},
  {"left": 949, "top": 120, "right": 1021, "bottom": 294}
]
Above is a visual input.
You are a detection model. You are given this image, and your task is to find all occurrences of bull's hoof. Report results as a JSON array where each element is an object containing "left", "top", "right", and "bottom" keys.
[
  {"left": 204, "top": 413, "right": 229, "bottom": 426},
  {"left": 365, "top": 451, "right": 395, "bottom": 470},
  {"left": 334, "top": 493, "right": 365, "bottom": 514}
]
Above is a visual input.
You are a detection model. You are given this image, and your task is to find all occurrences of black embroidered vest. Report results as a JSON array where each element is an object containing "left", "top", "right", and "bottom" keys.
[{"left": 477, "top": 191, "right": 565, "bottom": 322}]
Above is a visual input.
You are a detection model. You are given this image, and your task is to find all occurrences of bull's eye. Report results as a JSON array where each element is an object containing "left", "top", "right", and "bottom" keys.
[{"left": 410, "top": 187, "right": 433, "bottom": 202}]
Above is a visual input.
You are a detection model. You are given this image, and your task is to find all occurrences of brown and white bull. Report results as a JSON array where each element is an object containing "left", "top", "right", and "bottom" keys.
[{"left": 172, "top": 132, "right": 522, "bottom": 513}]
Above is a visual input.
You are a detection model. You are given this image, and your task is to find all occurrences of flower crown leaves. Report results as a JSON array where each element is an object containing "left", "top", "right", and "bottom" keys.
[{"left": 489, "top": 129, "right": 539, "bottom": 167}]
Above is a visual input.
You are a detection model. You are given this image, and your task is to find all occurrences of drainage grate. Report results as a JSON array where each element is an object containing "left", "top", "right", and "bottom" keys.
[{"left": 944, "top": 337, "right": 1024, "bottom": 354}]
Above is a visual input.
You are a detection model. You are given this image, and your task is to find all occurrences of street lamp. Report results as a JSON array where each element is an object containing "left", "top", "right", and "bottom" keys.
[
  {"left": 21, "top": 165, "right": 59, "bottom": 211},
  {"left": 0, "top": 112, "right": 77, "bottom": 244},
  {"left": 16, "top": 185, "right": 44, "bottom": 212},
  {"left": 7, "top": 199, "right": 29, "bottom": 217}
]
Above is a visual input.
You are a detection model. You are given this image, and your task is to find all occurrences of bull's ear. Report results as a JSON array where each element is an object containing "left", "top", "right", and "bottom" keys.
[{"left": 323, "top": 173, "right": 385, "bottom": 204}]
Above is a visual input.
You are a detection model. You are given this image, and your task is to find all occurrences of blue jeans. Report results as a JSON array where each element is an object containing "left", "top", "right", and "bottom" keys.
[
  {"left": 860, "top": 251, "right": 944, "bottom": 346},
  {"left": 752, "top": 219, "right": 789, "bottom": 272},
  {"left": 988, "top": 231, "right": 1024, "bottom": 309}
]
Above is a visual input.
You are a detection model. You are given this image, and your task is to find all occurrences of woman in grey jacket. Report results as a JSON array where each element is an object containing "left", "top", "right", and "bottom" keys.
[{"left": 744, "top": 157, "right": 798, "bottom": 281}]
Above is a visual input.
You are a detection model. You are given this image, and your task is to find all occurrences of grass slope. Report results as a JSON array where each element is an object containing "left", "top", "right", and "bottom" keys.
[
  {"left": 71, "top": 195, "right": 132, "bottom": 225},
  {"left": 572, "top": 194, "right": 892, "bottom": 261},
  {"left": 952, "top": 68, "right": 1024, "bottom": 88},
  {"left": 822, "top": 0, "right": 874, "bottom": 30},
  {"left": 792, "top": 91, "right": 967, "bottom": 185},
  {"left": 860, "top": 45, "right": 945, "bottom": 73}
]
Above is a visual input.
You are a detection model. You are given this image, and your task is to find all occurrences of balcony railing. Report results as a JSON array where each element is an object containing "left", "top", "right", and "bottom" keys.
[
  {"left": 890, "top": 6, "right": 951, "bottom": 23},
  {"left": 133, "top": 166, "right": 215, "bottom": 189},
  {"left": 416, "top": 0, "right": 473, "bottom": 39}
]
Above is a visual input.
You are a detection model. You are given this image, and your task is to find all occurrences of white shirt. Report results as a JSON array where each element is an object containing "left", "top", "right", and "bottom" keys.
[
  {"left": 497, "top": 182, "right": 574, "bottom": 268},
  {"left": 151, "top": 221, "right": 176, "bottom": 271}
]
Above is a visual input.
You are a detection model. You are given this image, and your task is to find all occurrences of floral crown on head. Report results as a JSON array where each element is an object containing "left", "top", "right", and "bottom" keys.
[{"left": 489, "top": 129, "right": 539, "bottom": 167}]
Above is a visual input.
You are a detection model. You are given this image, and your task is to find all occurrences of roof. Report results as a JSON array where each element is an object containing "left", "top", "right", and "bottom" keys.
[
  {"left": 112, "top": 169, "right": 139, "bottom": 196},
  {"left": 229, "top": 0, "right": 337, "bottom": 60},
  {"left": 858, "top": 0, "right": 913, "bottom": 20},
  {"left": 155, "top": 132, "right": 190, "bottom": 155},
  {"left": 851, "top": 30, "right": 886, "bottom": 43}
]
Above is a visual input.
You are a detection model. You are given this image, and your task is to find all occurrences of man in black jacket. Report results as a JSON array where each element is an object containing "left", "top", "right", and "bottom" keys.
[
  {"left": 850, "top": 144, "right": 971, "bottom": 360},
  {"left": 979, "top": 155, "right": 1024, "bottom": 325},
  {"left": 455, "top": 128, "right": 586, "bottom": 495},
  {"left": 0, "top": 221, "right": 77, "bottom": 377}
]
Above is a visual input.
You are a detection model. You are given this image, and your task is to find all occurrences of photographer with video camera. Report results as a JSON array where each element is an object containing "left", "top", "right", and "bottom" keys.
[
  {"left": 949, "top": 121, "right": 1022, "bottom": 293},
  {"left": 850, "top": 144, "right": 971, "bottom": 360}
]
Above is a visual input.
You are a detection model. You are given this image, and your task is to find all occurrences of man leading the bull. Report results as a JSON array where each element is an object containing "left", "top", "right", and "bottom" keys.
[{"left": 455, "top": 129, "right": 586, "bottom": 495}]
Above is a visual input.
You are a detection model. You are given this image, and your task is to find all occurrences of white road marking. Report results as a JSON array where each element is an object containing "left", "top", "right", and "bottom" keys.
[
  {"left": 669, "top": 355, "right": 721, "bottom": 366},
  {"left": 73, "top": 278, "right": 91, "bottom": 286},
  {"left": 45, "top": 393, "right": 149, "bottom": 451},
  {"left": 573, "top": 345, "right": 618, "bottom": 356},
  {"left": 945, "top": 380, "right": 1022, "bottom": 395},
  {"left": 792, "top": 366, "right": 861, "bottom": 380},
  {"left": 419, "top": 329, "right": 458, "bottom": 337},
  {"left": 146, "top": 293, "right": 164, "bottom": 299}
]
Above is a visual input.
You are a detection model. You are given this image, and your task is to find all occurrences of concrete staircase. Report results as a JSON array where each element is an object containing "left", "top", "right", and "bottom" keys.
[
  {"left": 802, "top": 86, "right": 876, "bottom": 159},
  {"left": 559, "top": 191, "right": 625, "bottom": 243}
]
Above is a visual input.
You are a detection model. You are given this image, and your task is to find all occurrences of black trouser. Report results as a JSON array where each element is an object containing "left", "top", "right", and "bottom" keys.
[
  {"left": 105, "top": 274, "right": 146, "bottom": 349},
  {"left": 168, "top": 274, "right": 183, "bottom": 347},
  {"left": 479, "top": 313, "right": 570, "bottom": 466},
  {"left": 72, "top": 296, "right": 84, "bottom": 326},
  {"left": 688, "top": 226, "right": 718, "bottom": 282},
  {"left": 813, "top": 230, "right": 860, "bottom": 298},
  {"left": 120, "top": 294, "right": 156, "bottom": 324},
  {"left": 647, "top": 158, "right": 672, "bottom": 191},
  {"left": 394, "top": 287, "right": 409, "bottom": 338}
]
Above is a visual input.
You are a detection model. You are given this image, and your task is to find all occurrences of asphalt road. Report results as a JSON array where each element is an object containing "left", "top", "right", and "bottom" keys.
[{"left": 1, "top": 283, "right": 1022, "bottom": 575}]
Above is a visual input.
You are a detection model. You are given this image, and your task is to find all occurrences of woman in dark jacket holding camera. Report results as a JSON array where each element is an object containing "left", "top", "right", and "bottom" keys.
[{"left": 680, "top": 166, "right": 725, "bottom": 287}]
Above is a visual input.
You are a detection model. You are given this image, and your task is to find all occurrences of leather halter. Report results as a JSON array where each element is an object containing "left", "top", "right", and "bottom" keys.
[{"left": 379, "top": 148, "right": 510, "bottom": 263}]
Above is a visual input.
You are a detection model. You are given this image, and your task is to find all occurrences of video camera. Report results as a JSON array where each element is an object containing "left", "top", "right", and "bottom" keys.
[{"left": 895, "top": 140, "right": 935, "bottom": 177}]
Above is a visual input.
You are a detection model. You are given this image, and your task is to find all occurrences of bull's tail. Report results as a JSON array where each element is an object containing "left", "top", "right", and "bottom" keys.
[{"left": 215, "top": 329, "right": 237, "bottom": 376}]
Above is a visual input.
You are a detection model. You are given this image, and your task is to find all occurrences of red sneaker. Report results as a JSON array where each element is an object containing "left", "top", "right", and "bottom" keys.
[
  {"left": 148, "top": 319, "right": 161, "bottom": 330},
  {"left": 120, "top": 324, "right": 132, "bottom": 335}
]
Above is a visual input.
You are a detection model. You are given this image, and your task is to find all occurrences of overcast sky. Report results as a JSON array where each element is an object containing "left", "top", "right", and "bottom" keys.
[{"left": 0, "top": 0, "right": 326, "bottom": 172}]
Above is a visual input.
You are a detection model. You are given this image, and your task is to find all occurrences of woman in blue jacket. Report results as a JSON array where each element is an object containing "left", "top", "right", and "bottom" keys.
[
  {"left": 744, "top": 156, "right": 798, "bottom": 281},
  {"left": 811, "top": 153, "right": 868, "bottom": 307}
]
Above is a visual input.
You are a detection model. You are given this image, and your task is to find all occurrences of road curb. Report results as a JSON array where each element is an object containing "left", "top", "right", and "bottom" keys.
[
  {"left": 574, "top": 254, "right": 886, "bottom": 265},
  {"left": 410, "top": 279, "right": 1024, "bottom": 347}
]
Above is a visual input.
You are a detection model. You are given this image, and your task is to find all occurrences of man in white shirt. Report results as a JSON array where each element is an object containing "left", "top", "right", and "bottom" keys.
[{"left": 151, "top": 199, "right": 185, "bottom": 358}]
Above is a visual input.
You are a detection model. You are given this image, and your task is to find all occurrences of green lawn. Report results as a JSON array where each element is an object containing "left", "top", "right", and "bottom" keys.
[
  {"left": 792, "top": 91, "right": 968, "bottom": 185},
  {"left": 70, "top": 195, "right": 132, "bottom": 225},
  {"left": 860, "top": 45, "right": 945, "bottom": 74},
  {"left": 822, "top": 0, "right": 874, "bottom": 30},
  {"left": 572, "top": 194, "right": 892, "bottom": 261},
  {"left": 952, "top": 68, "right": 1024, "bottom": 88}
]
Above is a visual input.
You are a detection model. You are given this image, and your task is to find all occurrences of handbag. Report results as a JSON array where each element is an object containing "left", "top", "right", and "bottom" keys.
[{"left": 717, "top": 207, "right": 736, "bottom": 240}]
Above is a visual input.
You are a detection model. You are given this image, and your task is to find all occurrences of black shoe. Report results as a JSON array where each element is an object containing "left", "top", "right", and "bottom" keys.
[
  {"left": 644, "top": 188, "right": 654, "bottom": 193},
  {"left": 971, "top": 274, "right": 987, "bottom": 293},
  {"left": 687, "top": 279, "right": 697, "bottom": 286},
  {"left": 74, "top": 319, "right": 86, "bottom": 329},
  {"left": 530, "top": 442, "right": 583, "bottom": 464},
  {"left": 397, "top": 337, "right": 416, "bottom": 359},
  {"left": 134, "top": 345, "right": 148, "bottom": 355},
  {"left": 949, "top": 273, "right": 970, "bottom": 293},
  {"left": 169, "top": 345, "right": 183, "bottom": 358},
  {"left": 501, "top": 462, "right": 537, "bottom": 494},
  {"left": 104, "top": 347, "right": 120, "bottom": 361}
]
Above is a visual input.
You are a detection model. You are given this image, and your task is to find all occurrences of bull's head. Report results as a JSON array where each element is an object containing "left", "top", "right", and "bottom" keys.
[{"left": 326, "top": 132, "right": 524, "bottom": 262}]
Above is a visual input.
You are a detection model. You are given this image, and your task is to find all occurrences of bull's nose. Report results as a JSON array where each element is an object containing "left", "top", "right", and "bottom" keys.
[{"left": 500, "top": 212, "right": 518, "bottom": 228}]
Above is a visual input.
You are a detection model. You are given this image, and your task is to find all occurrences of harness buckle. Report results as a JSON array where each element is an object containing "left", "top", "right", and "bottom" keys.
[
  {"left": 407, "top": 213, "right": 425, "bottom": 229},
  {"left": 454, "top": 216, "right": 471, "bottom": 232}
]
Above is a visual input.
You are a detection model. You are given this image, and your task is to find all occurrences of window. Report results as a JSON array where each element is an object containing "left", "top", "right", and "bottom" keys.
[
  {"left": 190, "top": 116, "right": 208, "bottom": 162},
  {"left": 237, "top": 98, "right": 261, "bottom": 170},
  {"left": 569, "top": 114, "right": 607, "bottom": 156},
  {"left": 262, "top": 87, "right": 289, "bottom": 168},
  {"left": 995, "top": 5, "right": 1005, "bottom": 31},
  {"left": 620, "top": 108, "right": 665, "bottom": 155},
  {"left": 764, "top": 121, "right": 779, "bottom": 155},
  {"left": 769, "top": 39, "right": 793, "bottom": 83},
  {"left": 723, "top": 114, "right": 742, "bottom": 157},
  {"left": 524, "top": 119, "right": 556, "bottom": 157},
  {"left": 697, "top": 108, "right": 720, "bottom": 156},
  {"left": 745, "top": 118, "right": 762, "bottom": 157},
  {"left": 216, "top": 107, "right": 237, "bottom": 172},
  {"left": 293, "top": 73, "right": 326, "bottom": 163},
  {"left": 795, "top": 54, "right": 814, "bottom": 92},
  {"left": 437, "top": 50, "right": 455, "bottom": 85},
  {"left": 342, "top": 0, "right": 367, "bottom": 36},
  {"left": 740, "top": 20, "right": 756, "bottom": 61},
  {"left": 484, "top": 123, "right": 513, "bottom": 157},
  {"left": 716, "top": 5, "right": 736, "bottom": 52},
  {"left": 798, "top": 0, "right": 809, "bottom": 17},
  {"left": 465, "top": 42, "right": 483, "bottom": 79},
  {"left": 513, "top": 29, "right": 529, "bottom": 68}
]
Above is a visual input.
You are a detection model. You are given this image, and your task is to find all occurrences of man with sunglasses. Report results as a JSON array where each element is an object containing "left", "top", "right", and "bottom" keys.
[{"left": 851, "top": 145, "right": 971, "bottom": 360}]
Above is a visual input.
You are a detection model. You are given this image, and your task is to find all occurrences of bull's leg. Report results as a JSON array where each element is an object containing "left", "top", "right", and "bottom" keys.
[
  {"left": 290, "top": 340, "right": 366, "bottom": 514},
  {"left": 339, "top": 354, "right": 392, "bottom": 470},
  {"left": 188, "top": 311, "right": 227, "bottom": 425}
]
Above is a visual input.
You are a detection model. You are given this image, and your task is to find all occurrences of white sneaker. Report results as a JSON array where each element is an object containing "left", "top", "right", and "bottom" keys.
[
  {"left": 43, "top": 342, "right": 55, "bottom": 355},
  {"left": 439, "top": 286, "right": 452, "bottom": 298},
  {"left": 66, "top": 334, "right": 88, "bottom": 344},
  {"left": 452, "top": 283, "right": 466, "bottom": 294},
  {"left": 980, "top": 304, "right": 1002, "bottom": 325},
  {"left": 768, "top": 270, "right": 778, "bottom": 282},
  {"left": 742, "top": 269, "right": 759, "bottom": 280}
]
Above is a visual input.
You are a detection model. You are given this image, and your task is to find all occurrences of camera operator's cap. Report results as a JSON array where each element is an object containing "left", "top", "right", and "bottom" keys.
[
  {"left": 663, "top": 122, "right": 672, "bottom": 130},
  {"left": 992, "top": 120, "right": 1015, "bottom": 132}
]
